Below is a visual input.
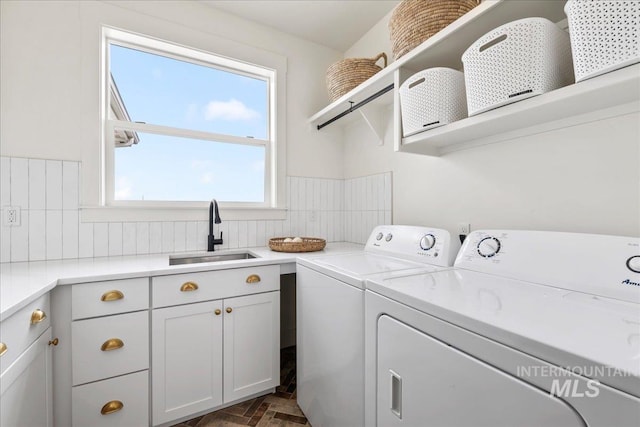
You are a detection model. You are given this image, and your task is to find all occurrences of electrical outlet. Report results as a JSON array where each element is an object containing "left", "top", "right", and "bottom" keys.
[
  {"left": 309, "top": 210, "right": 317, "bottom": 222},
  {"left": 3, "top": 206, "right": 21, "bottom": 227},
  {"left": 458, "top": 222, "right": 470, "bottom": 235}
]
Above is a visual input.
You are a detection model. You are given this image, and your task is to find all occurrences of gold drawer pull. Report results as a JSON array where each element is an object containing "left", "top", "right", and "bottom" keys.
[
  {"left": 30, "top": 309, "right": 47, "bottom": 324},
  {"left": 226, "top": 307, "right": 233, "bottom": 314},
  {"left": 214, "top": 309, "right": 221, "bottom": 316},
  {"left": 101, "top": 338, "right": 124, "bottom": 352},
  {"left": 180, "top": 281, "right": 199, "bottom": 292},
  {"left": 101, "top": 400, "right": 124, "bottom": 415},
  {"left": 101, "top": 290, "right": 124, "bottom": 302},
  {"left": 48, "top": 338, "right": 59, "bottom": 346},
  {"left": 246, "top": 274, "right": 261, "bottom": 284},
  {"left": 0, "top": 342, "right": 7, "bottom": 357}
]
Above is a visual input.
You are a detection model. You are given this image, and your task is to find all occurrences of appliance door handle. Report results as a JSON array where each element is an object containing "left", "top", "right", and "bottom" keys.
[{"left": 390, "top": 369, "right": 402, "bottom": 419}]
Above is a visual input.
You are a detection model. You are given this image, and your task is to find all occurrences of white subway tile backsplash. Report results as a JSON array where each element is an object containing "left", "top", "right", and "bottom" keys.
[
  {"left": 11, "top": 211, "right": 29, "bottom": 262},
  {"left": 62, "top": 210, "right": 79, "bottom": 259},
  {"left": 161, "top": 222, "right": 174, "bottom": 253},
  {"left": 136, "top": 222, "right": 150, "bottom": 255},
  {"left": 28, "top": 159, "right": 46, "bottom": 210},
  {"left": 94, "top": 223, "right": 109, "bottom": 257},
  {"left": 29, "top": 210, "right": 46, "bottom": 261},
  {"left": 10, "top": 158, "right": 29, "bottom": 209},
  {"left": 2, "top": 155, "right": 393, "bottom": 261},
  {"left": 108, "top": 222, "right": 123, "bottom": 256},
  {"left": 79, "top": 222, "right": 94, "bottom": 258},
  {"left": 45, "top": 160, "right": 62, "bottom": 210},
  {"left": 45, "top": 210, "right": 62, "bottom": 260},
  {"left": 62, "top": 161, "right": 79, "bottom": 210},
  {"left": 185, "top": 221, "right": 198, "bottom": 252},
  {"left": 122, "top": 222, "right": 137, "bottom": 256},
  {"left": 174, "top": 222, "right": 186, "bottom": 253},
  {"left": 149, "top": 222, "right": 162, "bottom": 254},
  {"left": 1, "top": 228, "right": 10, "bottom": 263}
]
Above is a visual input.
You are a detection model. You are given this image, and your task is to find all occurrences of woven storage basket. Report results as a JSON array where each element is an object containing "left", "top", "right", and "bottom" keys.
[
  {"left": 268, "top": 237, "right": 326, "bottom": 253},
  {"left": 565, "top": 0, "right": 640, "bottom": 82},
  {"left": 326, "top": 53, "right": 387, "bottom": 102},
  {"left": 462, "top": 17, "right": 574, "bottom": 116},
  {"left": 399, "top": 67, "right": 467, "bottom": 137},
  {"left": 389, "top": 0, "right": 480, "bottom": 60}
]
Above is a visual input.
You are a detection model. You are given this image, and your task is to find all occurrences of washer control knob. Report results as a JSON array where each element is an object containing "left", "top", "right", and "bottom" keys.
[
  {"left": 420, "top": 234, "right": 436, "bottom": 251},
  {"left": 627, "top": 255, "right": 640, "bottom": 273},
  {"left": 477, "top": 237, "right": 501, "bottom": 258},
  {"left": 385, "top": 233, "right": 393, "bottom": 242},
  {"left": 376, "top": 232, "right": 384, "bottom": 241}
]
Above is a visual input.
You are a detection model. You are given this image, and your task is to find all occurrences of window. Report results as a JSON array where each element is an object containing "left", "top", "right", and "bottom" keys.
[{"left": 104, "top": 29, "right": 276, "bottom": 207}]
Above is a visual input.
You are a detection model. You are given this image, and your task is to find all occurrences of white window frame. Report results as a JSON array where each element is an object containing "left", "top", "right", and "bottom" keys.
[{"left": 102, "top": 27, "right": 277, "bottom": 209}]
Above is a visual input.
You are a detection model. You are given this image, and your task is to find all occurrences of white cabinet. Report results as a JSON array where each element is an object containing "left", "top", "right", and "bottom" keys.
[
  {"left": 52, "top": 278, "right": 150, "bottom": 427},
  {"left": 0, "top": 327, "right": 53, "bottom": 427},
  {"left": 223, "top": 292, "right": 280, "bottom": 402},
  {"left": 152, "top": 300, "right": 224, "bottom": 425},
  {"left": 151, "top": 265, "right": 280, "bottom": 427}
]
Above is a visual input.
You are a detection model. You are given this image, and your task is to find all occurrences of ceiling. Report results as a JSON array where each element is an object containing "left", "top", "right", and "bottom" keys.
[{"left": 201, "top": 1, "right": 400, "bottom": 51}]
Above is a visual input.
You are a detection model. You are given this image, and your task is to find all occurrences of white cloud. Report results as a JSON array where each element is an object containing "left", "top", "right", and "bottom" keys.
[
  {"left": 115, "top": 176, "right": 133, "bottom": 200},
  {"left": 204, "top": 98, "right": 260, "bottom": 121},
  {"left": 201, "top": 172, "right": 214, "bottom": 184}
]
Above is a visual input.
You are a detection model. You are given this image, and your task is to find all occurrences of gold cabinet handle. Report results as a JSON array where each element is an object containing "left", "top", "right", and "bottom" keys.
[
  {"left": 214, "top": 309, "right": 221, "bottom": 316},
  {"left": 48, "top": 338, "right": 59, "bottom": 346},
  {"left": 246, "top": 274, "right": 261, "bottom": 284},
  {"left": 0, "top": 342, "right": 7, "bottom": 357},
  {"left": 101, "top": 400, "right": 124, "bottom": 415},
  {"left": 226, "top": 307, "right": 233, "bottom": 314},
  {"left": 180, "top": 281, "right": 199, "bottom": 292},
  {"left": 101, "top": 290, "right": 124, "bottom": 302},
  {"left": 30, "top": 309, "right": 47, "bottom": 324},
  {"left": 100, "top": 338, "right": 124, "bottom": 352}
]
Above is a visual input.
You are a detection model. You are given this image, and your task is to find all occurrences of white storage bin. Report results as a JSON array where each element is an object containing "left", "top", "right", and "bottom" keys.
[
  {"left": 462, "top": 18, "right": 574, "bottom": 116},
  {"left": 565, "top": 0, "right": 640, "bottom": 82},
  {"left": 399, "top": 67, "right": 467, "bottom": 137}
]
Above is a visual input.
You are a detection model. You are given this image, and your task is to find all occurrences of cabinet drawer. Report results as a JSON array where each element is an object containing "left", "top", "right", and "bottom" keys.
[
  {"left": 0, "top": 294, "right": 50, "bottom": 375},
  {"left": 72, "top": 311, "right": 149, "bottom": 386},
  {"left": 152, "top": 265, "right": 280, "bottom": 308},
  {"left": 72, "top": 370, "right": 148, "bottom": 427},
  {"left": 72, "top": 277, "right": 149, "bottom": 320}
]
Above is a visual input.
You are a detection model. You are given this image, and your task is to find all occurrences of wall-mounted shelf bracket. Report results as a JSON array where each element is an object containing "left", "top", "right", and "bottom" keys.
[
  {"left": 358, "top": 104, "right": 387, "bottom": 145},
  {"left": 316, "top": 84, "right": 394, "bottom": 131}
]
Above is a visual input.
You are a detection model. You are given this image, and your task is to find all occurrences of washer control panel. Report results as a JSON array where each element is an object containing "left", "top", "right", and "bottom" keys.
[
  {"left": 365, "top": 225, "right": 460, "bottom": 267},
  {"left": 456, "top": 230, "right": 640, "bottom": 304}
]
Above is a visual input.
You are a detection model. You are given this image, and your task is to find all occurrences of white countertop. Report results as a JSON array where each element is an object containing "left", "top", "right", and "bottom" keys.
[{"left": 0, "top": 242, "right": 362, "bottom": 321}]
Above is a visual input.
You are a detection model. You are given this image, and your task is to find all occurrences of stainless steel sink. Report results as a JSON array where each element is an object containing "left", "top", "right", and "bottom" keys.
[{"left": 169, "top": 252, "right": 258, "bottom": 265}]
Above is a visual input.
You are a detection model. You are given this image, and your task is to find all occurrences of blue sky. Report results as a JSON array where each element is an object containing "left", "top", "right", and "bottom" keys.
[{"left": 110, "top": 44, "right": 268, "bottom": 202}]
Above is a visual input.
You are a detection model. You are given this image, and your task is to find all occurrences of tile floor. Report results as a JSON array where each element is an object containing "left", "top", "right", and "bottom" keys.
[{"left": 173, "top": 347, "right": 310, "bottom": 427}]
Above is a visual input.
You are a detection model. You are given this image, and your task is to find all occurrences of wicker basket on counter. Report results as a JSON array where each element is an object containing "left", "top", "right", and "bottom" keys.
[
  {"left": 268, "top": 237, "right": 326, "bottom": 253},
  {"left": 389, "top": 0, "right": 481, "bottom": 60},
  {"left": 326, "top": 52, "right": 387, "bottom": 101}
]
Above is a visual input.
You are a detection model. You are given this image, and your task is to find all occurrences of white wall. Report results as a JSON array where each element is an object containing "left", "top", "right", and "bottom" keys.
[
  {"left": 342, "top": 15, "right": 640, "bottom": 238},
  {"left": 0, "top": 0, "right": 344, "bottom": 179}
]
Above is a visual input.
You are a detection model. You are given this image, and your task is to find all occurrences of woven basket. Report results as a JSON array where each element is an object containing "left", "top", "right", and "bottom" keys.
[
  {"left": 326, "top": 52, "right": 387, "bottom": 102},
  {"left": 389, "top": 0, "right": 481, "bottom": 60},
  {"left": 268, "top": 237, "right": 326, "bottom": 253}
]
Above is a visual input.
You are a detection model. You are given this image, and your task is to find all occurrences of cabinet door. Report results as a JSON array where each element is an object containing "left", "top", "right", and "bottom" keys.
[
  {"left": 0, "top": 328, "right": 53, "bottom": 427},
  {"left": 223, "top": 292, "right": 280, "bottom": 403},
  {"left": 152, "top": 300, "right": 223, "bottom": 426}
]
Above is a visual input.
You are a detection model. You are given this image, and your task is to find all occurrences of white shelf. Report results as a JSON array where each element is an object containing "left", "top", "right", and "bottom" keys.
[
  {"left": 398, "top": 64, "right": 640, "bottom": 156},
  {"left": 308, "top": 0, "right": 568, "bottom": 130}
]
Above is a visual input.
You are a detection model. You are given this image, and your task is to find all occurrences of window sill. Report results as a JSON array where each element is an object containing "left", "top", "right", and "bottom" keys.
[{"left": 80, "top": 206, "right": 288, "bottom": 223}]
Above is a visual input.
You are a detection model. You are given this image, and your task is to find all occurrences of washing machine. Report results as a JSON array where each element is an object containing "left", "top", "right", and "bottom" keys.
[
  {"left": 296, "top": 225, "right": 460, "bottom": 427},
  {"left": 364, "top": 230, "right": 640, "bottom": 426}
]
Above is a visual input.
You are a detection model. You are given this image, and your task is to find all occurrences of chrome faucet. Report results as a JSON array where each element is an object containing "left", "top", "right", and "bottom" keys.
[{"left": 208, "top": 199, "right": 223, "bottom": 251}]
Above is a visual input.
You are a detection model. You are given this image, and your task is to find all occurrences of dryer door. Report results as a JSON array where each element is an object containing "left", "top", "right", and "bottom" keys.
[{"left": 377, "top": 315, "right": 585, "bottom": 427}]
